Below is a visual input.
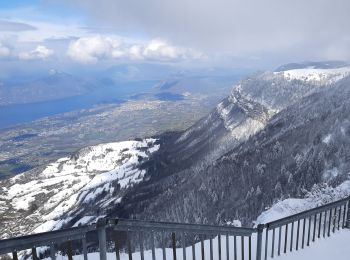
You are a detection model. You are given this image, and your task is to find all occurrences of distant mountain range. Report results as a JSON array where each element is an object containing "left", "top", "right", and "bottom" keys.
[
  {"left": 1, "top": 61, "right": 350, "bottom": 238},
  {"left": 0, "top": 63, "right": 249, "bottom": 106},
  {"left": 0, "top": 72, "right": 94, "bottom": 105}
]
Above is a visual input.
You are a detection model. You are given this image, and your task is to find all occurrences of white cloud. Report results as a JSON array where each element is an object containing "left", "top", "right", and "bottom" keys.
[
  {"left": 0, "top": 42, "right": 10, "bottom": 57},
  {"left": 67, "top": 35, "right": 122, "bottom": 63},
  {"left": 18, "top": 45, "right": 54, "bottom": 60},
  {"left": 131, "top": 39, "right": 203, "bottom": 61},
  {"left": 67, "top": 35, "right": 202, "bottom": 64}
]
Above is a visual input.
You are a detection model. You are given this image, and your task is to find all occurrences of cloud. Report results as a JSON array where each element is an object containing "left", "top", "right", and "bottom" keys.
[
  {"left": 131, "top": 39, "right": 203, "bottom": 60},
  {"left": 66, "top": 0, "right": 350, "bottom": 63},
  {"left": 0, "top": 42, "right": 10, "bottom": 57},
  {"left": 0, "top": 20, "right": 36, "bottom": 32},
  {"left": 19, "top": 45, "right": 54, "bottom": 60},
  {"left": 67, "top": 35, "right": 202, "bottom": 64},
  {"left": 67, "top": 35, "right": 122, "bottom": 63}
]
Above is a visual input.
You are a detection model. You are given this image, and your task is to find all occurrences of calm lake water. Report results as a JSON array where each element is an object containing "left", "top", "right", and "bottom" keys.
[{"left": 0, "top": 81, "right": 157, "bottom": 130}]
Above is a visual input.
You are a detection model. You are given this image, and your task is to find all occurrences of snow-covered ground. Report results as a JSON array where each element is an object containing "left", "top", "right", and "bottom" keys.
[
  {"left": 276, "top": 229, "right": 350, "bottom": 260},
  {"left": 40, "top": 228, "right": 350, "bottom": 260},
  {"left": 275, "top": 66, "right": 350, "bottom": 83}
]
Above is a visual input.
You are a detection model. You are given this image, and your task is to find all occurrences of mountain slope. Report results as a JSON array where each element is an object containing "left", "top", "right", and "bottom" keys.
[
  {"left": 129, "top": 75, "right": 350, "bottom": 226},
  {"left": 2, "top": 62, "right": 350, "bottom": 237},
  {"left": 0, "top": 139, "right": 159, "bottom": 238},
  {"left": 134, "top": 63, "right": 350, "bottom": 178}
]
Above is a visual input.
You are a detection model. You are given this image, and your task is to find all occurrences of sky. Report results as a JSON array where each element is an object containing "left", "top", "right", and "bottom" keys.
[{"left": 0, "top": 0, "right": 349, "bottom": 76}]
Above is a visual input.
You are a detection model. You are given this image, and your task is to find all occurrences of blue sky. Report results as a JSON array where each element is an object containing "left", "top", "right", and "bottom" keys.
[{"left": 0, "top": 0, "right": 349, "bottom": 77}]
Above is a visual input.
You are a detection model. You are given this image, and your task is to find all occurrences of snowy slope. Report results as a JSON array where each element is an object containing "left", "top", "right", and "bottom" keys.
[
  {"left": 256, "top": 181, "right": 350, "bottom": 224},
  {"left": 0, "top": 139, "right": 159, "bottom": 238},
  {"left": 173, "top": 63, "right": 350, "bottom": 168},
  {"left": 274, "top": 66, "right": 350, "bottom": 83}
]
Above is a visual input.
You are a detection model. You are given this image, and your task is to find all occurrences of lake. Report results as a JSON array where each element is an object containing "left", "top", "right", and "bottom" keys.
[{"left": 0, "top": 80, "right": 158, "bottom": 130}]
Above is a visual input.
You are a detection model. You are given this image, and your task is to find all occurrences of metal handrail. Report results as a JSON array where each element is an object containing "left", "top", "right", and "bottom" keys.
[
  {"left": 259, "top": 196, "right": 350, "bottom": 260},
  {"left": 0, "top": 224, "right": 96, "bottom": 255},
  {"left": 112, "top": 218, "right": 255, "bottom": 236},
  {"left": 0, "top": 196, "right": 349, "bottom": 260},
  {"left": 266, "top": 196, "right": 350, "bottom": 229}
]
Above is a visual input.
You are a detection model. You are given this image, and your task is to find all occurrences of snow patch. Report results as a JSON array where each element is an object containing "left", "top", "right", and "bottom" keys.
[
  {"left": 322, "top": 134, "right": 332, "bottom": 144},
  {"left": 275, "top": 67, "right": 350, "bottom": 84}
]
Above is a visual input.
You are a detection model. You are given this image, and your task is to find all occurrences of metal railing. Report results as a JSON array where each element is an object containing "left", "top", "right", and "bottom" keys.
[
  {"left": 0, "top": 196, "right": 349, "bottom": 260},
  {"left": 258, "top": 196, "right": 350, "bottom": 260}
]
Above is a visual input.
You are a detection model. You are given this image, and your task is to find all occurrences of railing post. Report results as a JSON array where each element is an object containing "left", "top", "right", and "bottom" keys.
[
  {"left": 256, "top": 224, "right": 264, "bottom": 260},
  {"left": 97, "top": 218, "right": 107, "bottom": 260},
  {"left": 346, "top": 199, "right": 350, "bottom": 228},
  {"left": 12, "top": 251, "right": 18, "bottom": 260}
]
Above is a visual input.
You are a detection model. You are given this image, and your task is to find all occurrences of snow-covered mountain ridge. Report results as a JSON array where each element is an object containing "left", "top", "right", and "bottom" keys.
[
  {"left": 171, "top": 62, "right": 350, "bottom": 169},
  {"left": 274, "top": 66, "right": 350, "bottom": 84},
  {"left": 117, "top": 67, "right": 350, "bottom": 226},
  {"left": 0, "top": 139, "right": 159, "bottom": 238}
]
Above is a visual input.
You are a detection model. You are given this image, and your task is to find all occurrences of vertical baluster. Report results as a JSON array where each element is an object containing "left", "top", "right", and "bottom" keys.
[
  {"left": 248, "top": 236, "right": 252, "bottom": 260},
  {"left": 151, "top": 231, "right": 156, "bottom": 260},
  {"left": 328, "top": 208, "right": 332, "bottom": 237},
  {"left": 163, "top": 244, "right": 166, "bottom": 260},
  {"left": 97, "top": 219, "right": 107, "bottom": 260},
  {"left": 218, "top": 234, "right": 221, "bottom": 260},
  {"left": 333, "top": 207, "right": 337, "bottom": 233},
  {"left": 32, "top": 247, "right": 38, "bottom": 260},
  {"left": 234, "top": 236, "right": 237, "bottom": 260},
  {"left": 201, "top": 235, "right": 205, "bottom": 260},
  {"left": 318, "top": 213, "right": 322, "bottom": 238},
  {"left": 256, "top": 225, "right": 263, "bottom": 260},
  {"left": 312, "top": 215, "right": 317, "bottom": 242},
  {"left": 241, "top": 236, "right": 244, "bottom": 260},
  {"left": 162, "top": 232, "right": 166, "bottom": 260},
  {"left": 182, "top": 232, "right": 187, "bottom": 260},
  {"left": 271, "top": 228, "right": 275, "bottom": 258},
  {"left": 115, "top": 239, "right": 120, "bottom": 260},
  {"left": 127, "top": 233, "right": 133, "bottom": 260},
  {"left": 323, "top": 211, "right": 327, "bottom": 238},
  {"left": 296, "top": 220, "right": 300, "bottom": 251},
  {"left": 290, "top": 222, "right": 294, "bottom": 252},
  {"left": 67, "top": 241, "right": 73, "bottom": 260},
  {"left": 277, "top": 227, "right": 282, "bottom": 256},
  {"left": 337, "top": 207, "right": 341, "bottom": 230},
  {"left": 346, "top": 201, "right": 350, "bottom": 228},
  {"left": 264, "top": 228, "right": 268, "bottom": 260},
  {"left": 307, "top": 216, "right": 311, "bottom": 246},
  {"left": 172, "top": 232, "right": 177, "bottom": 260},
  {"left": 283, "top": 224, "right": 288, "bottom": 254},
  {"left": 139, "top": 232, "right": 144, "bottom": 260},
  {"left": 50, "top": 244, "right": 56, "bottom": 260},
  {"left": 226, "top": 234, "right": 229, "bottom": 260},
  {"left": 302, "top": 218, "right": 306, "bottom": 249},
  {"left": 342, "top": 204, "right": 347, "bottom": 228},
  {"left": 210, "top": 238, "right": 213, "bottom": 260},
  {"left": 192, "top": 237, "right": 196, "bottom": 260},
  {"left": 12, "top": 251, "right": 18, "bottom": 260}
]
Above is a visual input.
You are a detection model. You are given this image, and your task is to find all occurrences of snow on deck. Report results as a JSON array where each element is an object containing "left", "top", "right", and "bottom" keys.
[
  {"left": 277, "top": 229, "right": 350, "bottom": 260},
  {"left": 42, "top": 229, "right": 350, "bottom": 260}
]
